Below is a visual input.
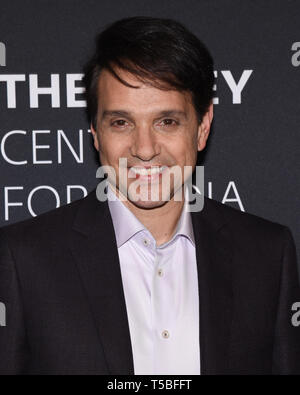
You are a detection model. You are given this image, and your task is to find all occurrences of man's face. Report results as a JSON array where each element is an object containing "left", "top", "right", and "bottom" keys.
[{"left": 91, "top": 67, "right": 213, "bottom": 209}]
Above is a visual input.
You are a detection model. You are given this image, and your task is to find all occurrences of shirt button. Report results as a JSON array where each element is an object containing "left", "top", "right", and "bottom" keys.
[
  {"left": 162, "top": 330, "right": 170, "bottom": 339},
  {"left": 158, "top": 268, "right": 163, "bottom": 277},
  {"left": 143, "top": 238, "right": 150, "bottom": 246}
]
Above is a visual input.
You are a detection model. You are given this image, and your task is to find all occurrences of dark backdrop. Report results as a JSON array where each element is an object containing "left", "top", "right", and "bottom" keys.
[{"left": 0, "top": 0, "right": 299, "bottom": 266}]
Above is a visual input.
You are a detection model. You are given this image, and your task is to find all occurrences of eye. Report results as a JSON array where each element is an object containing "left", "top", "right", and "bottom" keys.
[
  {"left": 160, "top": 118, "right": 178, "bottom": 127},
  {"left": 111, "top": 119, "right": 128, "bottom": 127}
]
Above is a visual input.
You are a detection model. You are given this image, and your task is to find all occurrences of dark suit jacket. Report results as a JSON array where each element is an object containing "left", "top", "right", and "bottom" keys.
[{"left": 0, "top": 189, "right": 300, "bottom": 375}]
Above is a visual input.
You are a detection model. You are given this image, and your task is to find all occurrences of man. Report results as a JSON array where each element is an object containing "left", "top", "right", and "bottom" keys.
[{"left": 0, "top": 16, "right": 300, "bottom": 375}]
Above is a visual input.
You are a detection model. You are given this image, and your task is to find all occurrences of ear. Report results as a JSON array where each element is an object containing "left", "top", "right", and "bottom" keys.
[
  {"left": 197, "top": 102, "right": 213, "bottom": 151},
  {"left": 91, "top": 123, "right": 100, "bottom": 152}
]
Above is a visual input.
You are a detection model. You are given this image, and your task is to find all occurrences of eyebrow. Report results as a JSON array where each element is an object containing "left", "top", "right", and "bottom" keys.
[{"left": 101, "top": 109, "right": 187, "bottom": 120}]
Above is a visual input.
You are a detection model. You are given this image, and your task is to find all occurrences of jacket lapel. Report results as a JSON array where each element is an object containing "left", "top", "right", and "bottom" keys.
[
  {"left": 69, "top": 189, "right": 134, "bottom": 375},
  {"left": 191, "top": 197, "right": 234, "bottom": 375}
]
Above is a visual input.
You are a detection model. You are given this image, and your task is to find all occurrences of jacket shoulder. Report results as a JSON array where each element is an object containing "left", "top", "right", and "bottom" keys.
[
  {"left": 0, "top": 191, "right": 95, "bottom": 241},
  {"left": 204, "top": 196, "right": 285, "bottom": 229},
  {"left": 203, "top": 196, "right": 291, "bottom": 260}
]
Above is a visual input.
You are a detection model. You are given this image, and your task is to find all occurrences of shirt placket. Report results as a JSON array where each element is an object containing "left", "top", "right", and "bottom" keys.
[{"left": 151, "top": 241, "right": 178, "bottom": 374}]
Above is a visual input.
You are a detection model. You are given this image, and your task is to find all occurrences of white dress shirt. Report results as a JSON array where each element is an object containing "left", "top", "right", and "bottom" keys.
[{"left": 107, "top": 184, "right": 200, "bottom": 375}]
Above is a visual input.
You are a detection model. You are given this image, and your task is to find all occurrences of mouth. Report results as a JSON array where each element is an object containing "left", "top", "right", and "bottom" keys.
[{"left": 128, "top": 165, "right": 169, "bottom": 181}]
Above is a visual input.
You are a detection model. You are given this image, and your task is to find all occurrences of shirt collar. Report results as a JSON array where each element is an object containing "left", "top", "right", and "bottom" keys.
[
  {"left": 172, "top": 185, "right": 195, "bottom": 247},
  {"left": 107, "top": 182, "right": 195, "bottom": 248},
  {"left": 107, "top": 183, "right": 145, "bottom": 247}
]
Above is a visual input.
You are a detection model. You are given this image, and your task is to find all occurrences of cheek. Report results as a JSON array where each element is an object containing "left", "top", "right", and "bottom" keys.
[
  {"left": 166, "top": 136, "right": 197, "bottom": 165},
  {"left": 186, "top": 133, "right": 199, "bottom": 162},
  {"left": 99, "top": 134, "right": 130, "bottom": 163}
]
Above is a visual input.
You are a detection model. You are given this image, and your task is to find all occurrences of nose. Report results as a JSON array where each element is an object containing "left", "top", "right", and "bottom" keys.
[{"left": 130, "top": 125, "right": 160, "bottom": 161}]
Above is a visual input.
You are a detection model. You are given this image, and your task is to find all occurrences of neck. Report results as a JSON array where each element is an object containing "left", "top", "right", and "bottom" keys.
[{"left": 109, "top": 184, "right": 185, "bottom": 246}]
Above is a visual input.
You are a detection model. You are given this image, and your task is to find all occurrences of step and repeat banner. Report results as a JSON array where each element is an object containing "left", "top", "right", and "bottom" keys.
[{"left": 0, "top": 0, "right": 299, "bottom": 263}]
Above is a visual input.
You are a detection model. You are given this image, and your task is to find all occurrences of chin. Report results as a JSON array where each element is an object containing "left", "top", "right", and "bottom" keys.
[{"left": 128, "top": 198, "right": 167, "bottom": 210}]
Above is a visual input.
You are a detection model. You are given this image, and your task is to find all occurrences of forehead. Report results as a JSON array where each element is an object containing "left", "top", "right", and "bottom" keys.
[{"left": 97, "top": 68, "right": 193, "bottom": 113}]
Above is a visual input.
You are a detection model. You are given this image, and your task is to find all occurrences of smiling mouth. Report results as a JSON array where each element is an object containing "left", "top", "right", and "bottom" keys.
[{"left": 128, "top": 165, "right": 168, "bottom": 177}]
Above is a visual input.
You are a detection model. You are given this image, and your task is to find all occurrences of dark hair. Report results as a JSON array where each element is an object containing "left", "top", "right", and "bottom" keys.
[{"left": 83, "top": 16, "right": 215, "bottom": 129}]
